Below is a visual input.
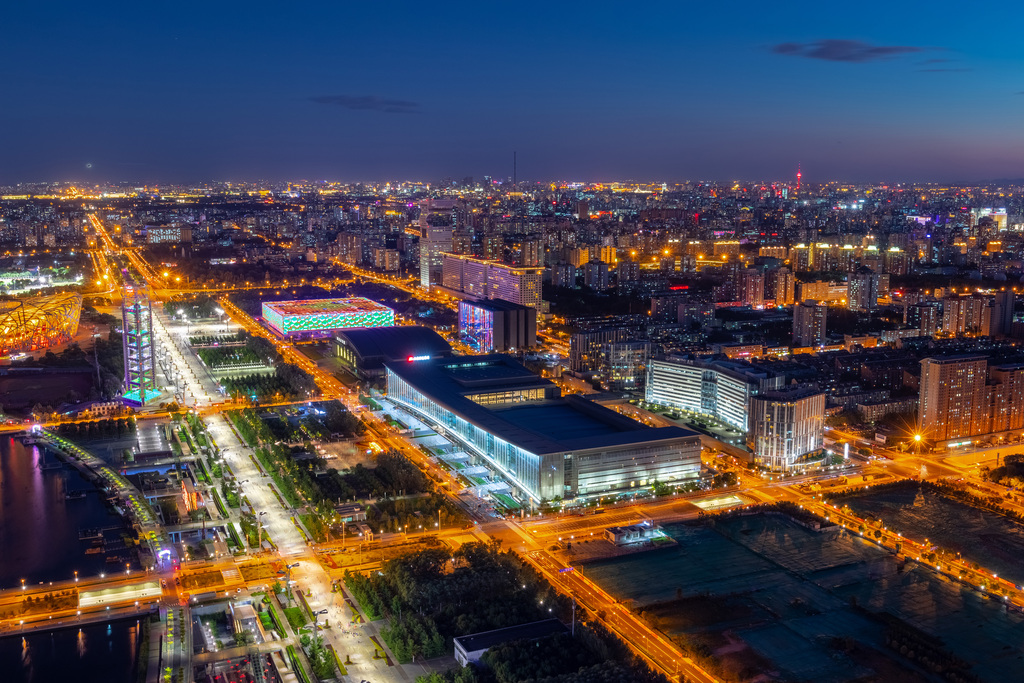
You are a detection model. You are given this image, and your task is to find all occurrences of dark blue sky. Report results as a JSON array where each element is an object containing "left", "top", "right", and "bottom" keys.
[{"left": 3, "top": 1, "right": 1022, "bottom": 184}]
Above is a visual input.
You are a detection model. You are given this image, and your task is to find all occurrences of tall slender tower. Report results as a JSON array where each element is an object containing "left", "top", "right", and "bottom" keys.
[
  {"left": 796, "top": 163, "right": 802, "bottom": 193},
  {"left": 122, "top": 284, "right": 158, "bottom": 405}
]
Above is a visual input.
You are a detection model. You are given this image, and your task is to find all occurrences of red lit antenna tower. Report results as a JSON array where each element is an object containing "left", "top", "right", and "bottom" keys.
[{"left": 796, "top": 163, "right": 802, "bottom": 192}]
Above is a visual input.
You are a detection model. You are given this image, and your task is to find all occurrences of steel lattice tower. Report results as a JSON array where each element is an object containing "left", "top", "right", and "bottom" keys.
[{"left": 121, "top": 286, "right": 159, "bottom": 405}]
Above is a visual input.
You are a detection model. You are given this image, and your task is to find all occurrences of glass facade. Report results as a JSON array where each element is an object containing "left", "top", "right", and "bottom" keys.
[{"left": 386, "top": 367, "right": 556, "bottom": 502}]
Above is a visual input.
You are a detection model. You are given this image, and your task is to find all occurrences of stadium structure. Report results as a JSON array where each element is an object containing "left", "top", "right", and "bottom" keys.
[
  {"left": 0, "top": 292, "right": 83, "bottom": 356},
  {"left": 262, "top": 297, "right": 395, "bottom": 338}
]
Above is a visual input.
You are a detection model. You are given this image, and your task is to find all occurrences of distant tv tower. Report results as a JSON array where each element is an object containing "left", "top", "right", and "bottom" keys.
[{"left": 796, "top": 163, "right": 802, "bottom": 192}]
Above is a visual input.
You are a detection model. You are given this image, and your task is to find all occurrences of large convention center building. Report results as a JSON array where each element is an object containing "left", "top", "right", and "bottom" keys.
[
  {"left": 261, "top": 297, "right": 395, "bottom": 339},
  {"left": 385, "top": 354, "right": 701, "bottom": 504}
]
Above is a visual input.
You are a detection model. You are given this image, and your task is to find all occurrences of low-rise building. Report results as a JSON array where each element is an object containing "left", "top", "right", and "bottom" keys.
[{"left": 454, "top": 619, "right": 568, "bottom": 667}]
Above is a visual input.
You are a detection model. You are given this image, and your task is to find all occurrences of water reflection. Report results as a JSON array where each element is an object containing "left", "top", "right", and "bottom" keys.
[{"left": 0, "top": 618, "right": 139, "bottom": 683}]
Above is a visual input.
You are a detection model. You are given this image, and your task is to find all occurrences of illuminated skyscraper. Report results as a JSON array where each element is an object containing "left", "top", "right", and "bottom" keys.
[
  {"left": 419, "top": 198, "right": 456, "bottom": 289},
  {"left": 919, "top": 356, "right": 989, "bottom": 441}
]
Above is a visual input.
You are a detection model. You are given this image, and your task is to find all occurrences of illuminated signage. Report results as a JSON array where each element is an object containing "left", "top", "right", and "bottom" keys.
[{"left": 407, "top": 355, "right": 430, "bottom": 361}]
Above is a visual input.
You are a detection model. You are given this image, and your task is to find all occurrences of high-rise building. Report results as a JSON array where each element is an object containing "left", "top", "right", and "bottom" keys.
[
  {"left": 551, "top": 262, "right": 577, "bottom": 289},
  {"left": 985, "top": 290, "right": 1015, "bottom": 337},
  {"left": 570, "top": 327, "right": 627, "bottom": 373},
  {"left": 584, "top": 260, "right": 611, "bottom": 290},
  {"left": 740, "top": 269, "right": 765, "bottom": 307},
  {"left": 941, "top": 293, "right": 988, "bottom": 336},
  {"left": 771, "top": 267, "right": 796, "bottom": 306},
  {"left": 750, "top": 387, "right": 826, "bottom": 472},
  {"left": 847, "top": 268, "right": 888, "bottom": 312},
  {"left": 617, "top": 260, "right": 641, "bottom": 285},
  {"left": 919, "top": 356, "right": 991, "bottom": 441},
  {"left": 645, "top": 355, "right": 784, "bottom": 431},
  {"left": 793, "top": 300, "right": 827, "bottom": 347},
  {"left": 373, "top": 247, "right": 400, "bottom": 271},
  {"left": 440, "top": 254, "right": 543, "bottom": 309},
  {"left": 908, "top": 302, "right": 941, "bottom": 337},
  {"left": 419, "top": 198, "right": 457, "bottom": 288},
  {"left": 598, "top": 341, "right": 651, "bottom": 391}
]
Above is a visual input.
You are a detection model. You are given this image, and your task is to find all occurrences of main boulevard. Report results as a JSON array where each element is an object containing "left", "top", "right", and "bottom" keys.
[{"left": 22, "top": 214, "right": 1022, "bottom": 683}]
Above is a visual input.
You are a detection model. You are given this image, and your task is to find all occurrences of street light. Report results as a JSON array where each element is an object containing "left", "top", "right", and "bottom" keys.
[{"left": 312, "top": 608, "right": 329, "bottom": 643}]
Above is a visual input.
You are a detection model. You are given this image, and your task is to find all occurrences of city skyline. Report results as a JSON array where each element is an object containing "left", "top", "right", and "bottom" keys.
[{"left": 4, "top": 2, "right": 1024, "bottom": 184}]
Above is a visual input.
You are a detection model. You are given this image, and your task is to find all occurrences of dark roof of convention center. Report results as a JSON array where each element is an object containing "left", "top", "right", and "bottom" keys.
[
  {"left": 454, "top": 618, "right": 567, "bottom": 653},
  {"left": 336, "top": 326, "right": 452, "bottom": 360},
  {"left": 384, "top": 354, "right": 697, "bottom": 455}
]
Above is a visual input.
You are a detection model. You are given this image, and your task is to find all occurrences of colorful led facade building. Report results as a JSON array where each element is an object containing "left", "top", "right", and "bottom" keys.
[
  {"left": 458, "top": 299, "right": 536, "bottom": 352},
  {"left": 122, "top": 287, "right": 160, "bottom": 405},
  {"left": 262, "top": 297, "right": 395, "bottom": 338},
  {"left": 0, "top": 292, "right": 82, "bottom": 356}
]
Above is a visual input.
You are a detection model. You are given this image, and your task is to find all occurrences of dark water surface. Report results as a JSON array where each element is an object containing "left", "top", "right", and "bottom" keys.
[
  {"left": 0, "top": 436, "right": 132, "bottom": 588},
  {"left": 0, "top": 618, "right": 142, "bottom": 683}
]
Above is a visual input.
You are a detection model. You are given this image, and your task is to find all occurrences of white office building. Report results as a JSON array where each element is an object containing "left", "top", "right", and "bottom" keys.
[
  {"left": 749, "top": 387, "right": 826, "bottom": 472},
  {"left": 645, "top": 355, "right": 783, "bottom": 431}
]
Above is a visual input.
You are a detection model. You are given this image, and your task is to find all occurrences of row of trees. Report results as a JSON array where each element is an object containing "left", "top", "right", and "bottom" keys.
[
  {"left": 197, "top": 346, "right": 263, "bottom": 368},
  {"left": 344, "top": 543, "right": 666, "bottom": 682},
  {"left": 318, "top": 450, "right": 430, "bottom": 503},
  {"left": 163, "top": 295, "right": 220, "bottom": 319},
  {"left": 345, "top": 543, "right": 569, "bottom": 663},
  {"left": 368, "top": 493, "right": 464, "bottom": 535},
  {"left": 220, "top": 366, "right": 316, "bottom": 401},
  {"left": 55, "top": 418, "right": 136, "bottom": 439}
]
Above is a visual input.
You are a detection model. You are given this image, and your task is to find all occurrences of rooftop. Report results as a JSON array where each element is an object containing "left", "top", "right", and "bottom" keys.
[
  {"left": 458, "top": 298, "right": 531, "bottom": 313},
  {"left": 336, "top": 326, "right": 451, "bottom": 361},
  {"left": 386, "top": 354, "right": 697, "bottom": 455},
  {"left": 454, "top": 618, "right": 567, "bottom": 654},
  {"left": 264, "top": 297, "right": 391, "bottom": 317}
]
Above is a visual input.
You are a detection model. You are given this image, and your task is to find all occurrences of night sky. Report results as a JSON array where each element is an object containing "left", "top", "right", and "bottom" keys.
[{"left": 3, "top": 2, "right": 1022, "bottom": 184}]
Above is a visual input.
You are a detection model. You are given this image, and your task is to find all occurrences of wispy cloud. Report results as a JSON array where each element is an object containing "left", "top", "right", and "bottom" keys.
[
  {"left": 770, "top": 39, "right": 926, "bottom": 63},
  {"left": 308, "top": 95, "right": 420, "bottom": 114}
]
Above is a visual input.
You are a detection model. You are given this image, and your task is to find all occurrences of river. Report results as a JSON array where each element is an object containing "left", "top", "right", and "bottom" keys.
[
  {"left": 0, "top": 618, "right": 142, "bottom": 683},
  {"left": 0, "top": 436, "right": 135, "bottom": 588}
]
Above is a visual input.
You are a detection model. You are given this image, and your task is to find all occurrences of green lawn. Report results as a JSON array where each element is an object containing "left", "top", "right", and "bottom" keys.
[{"left": 284, "top": 606, "right": 308, "bottom": 630}]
